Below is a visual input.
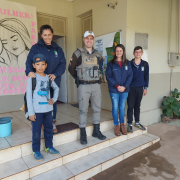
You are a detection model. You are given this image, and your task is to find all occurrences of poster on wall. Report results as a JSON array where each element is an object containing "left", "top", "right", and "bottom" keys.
[
  {"left": 95, "top": 31, "right": 121, "bottom": 83},
  {"left": 106, "top": 31, "right": 120, "bottom": 62},
  {"left": 101, "top": 56, "right": 108, "bottom": 83},
  {"left": 0, "top": 0, "right": 37, "bottom": 96},
  {"left": 95, "top": 39, "right": 103, "bottom": 55}
]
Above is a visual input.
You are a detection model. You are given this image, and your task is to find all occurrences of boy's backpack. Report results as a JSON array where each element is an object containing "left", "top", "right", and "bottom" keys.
[
  {"left": 131, "top": 60, "right": 148, "bottom": 80},
  {"left": 24, "top": 77, "right": 52, "bottom": 121}
]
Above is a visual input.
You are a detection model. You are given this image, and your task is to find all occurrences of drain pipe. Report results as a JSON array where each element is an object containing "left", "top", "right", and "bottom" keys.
[
  {"left": 177, "top": 0, "right": 179, "bottom": 54},
  {"left": 168, "top": 0, "right": 172, "bottom": 64},
  {"left": 170, "top": 67, "right": 173, "bottom": 93},
  {"left": 169, "top": 0, "right": 173, "bottom": 94}
]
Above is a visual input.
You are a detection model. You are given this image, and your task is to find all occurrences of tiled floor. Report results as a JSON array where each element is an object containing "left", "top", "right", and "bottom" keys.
[
  {"left": 31, "top": 165, "right": 74, "bottom": 180},
  {"left": 0, "top": 158, "right": 29, "bottom": 179},
  {"left": 0, "top": 103, "right": 112, "bottom": 150},
  {"left": 64, "top": 155, "right": 100, "bottom": 176}
]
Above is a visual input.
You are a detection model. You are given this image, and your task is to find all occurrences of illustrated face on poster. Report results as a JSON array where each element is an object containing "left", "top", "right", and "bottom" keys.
[
  {"left": 0, "top": 0, "right": 37, "bottom": 96},
  {"left": 0, "top": 18, "right": 31, "bottom": 68}
]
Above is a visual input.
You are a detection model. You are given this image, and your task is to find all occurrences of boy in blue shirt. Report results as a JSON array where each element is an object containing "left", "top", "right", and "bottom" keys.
[
  {"left": 26, "top": 54, "right": 59, "bottom": 161},
  {"left": 127, "top": 46, "right": 149, "bottom": 133}
]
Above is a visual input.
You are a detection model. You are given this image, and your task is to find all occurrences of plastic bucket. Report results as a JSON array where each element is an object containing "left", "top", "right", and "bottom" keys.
[{"left": 0, "top": 117, "right": 12, "bottom": 137}]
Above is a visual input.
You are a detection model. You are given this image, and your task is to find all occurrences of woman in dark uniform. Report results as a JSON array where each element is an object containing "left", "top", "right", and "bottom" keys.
[{"left": 26, "top": 25, "right": 66, "bottom": 133}]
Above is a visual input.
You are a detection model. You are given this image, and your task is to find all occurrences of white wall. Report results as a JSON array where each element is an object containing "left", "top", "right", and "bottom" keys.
[
  {"left": 126, "top": 0, "right": 179, "bottom": 74},
  {"left": 125, "top": 0, "right": 179, "bottom": 125}
]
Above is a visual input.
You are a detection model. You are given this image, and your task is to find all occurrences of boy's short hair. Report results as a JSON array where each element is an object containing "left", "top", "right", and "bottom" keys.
[
  {"left": 134, "top": 46, "right": 143, "bottom": 53},
  {"left": 33, "top": 54, "right": 47, "bottom": 64}
]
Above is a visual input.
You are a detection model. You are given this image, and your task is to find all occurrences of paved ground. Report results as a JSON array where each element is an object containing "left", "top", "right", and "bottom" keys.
[{"left": 89, "top": 120, "right": 180, "bottom": 180}]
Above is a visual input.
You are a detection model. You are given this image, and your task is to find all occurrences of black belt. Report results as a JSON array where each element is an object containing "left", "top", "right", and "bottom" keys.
[{"left": 79, "top": 80, "right": 99, "bottom": 85}]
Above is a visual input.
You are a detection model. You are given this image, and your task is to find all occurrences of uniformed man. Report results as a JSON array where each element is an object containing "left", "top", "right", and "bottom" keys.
[{"left": 68, "top": 31, "right": 106, "bottom": 145}]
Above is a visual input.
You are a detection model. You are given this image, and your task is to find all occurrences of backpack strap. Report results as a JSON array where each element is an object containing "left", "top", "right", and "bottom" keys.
[
  {"left": 143, "top": 60, "right": 148, "bottom": 81},
  {"left": 32, "top": 78, "right": 36, "bottom": 96},
  {"left": 143, "top": 60, "right": 147, "bottom": 71},
  {"left": 49, "top": 79, "right": 53, "bottom": 98},
  {"left": 49, "top": 79, "right": 52, "bottom": 89}
]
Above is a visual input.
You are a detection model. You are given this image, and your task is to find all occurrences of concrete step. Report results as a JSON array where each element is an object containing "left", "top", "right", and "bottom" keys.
[
  {"left": 0, "top": 120, "right": 114, "bottom": 165},
  {"left": 31, "top": 133, "right": 160, "bottom": 180},
  {"left": 0, "top": 126, "right": 152, "bottom": 180}
]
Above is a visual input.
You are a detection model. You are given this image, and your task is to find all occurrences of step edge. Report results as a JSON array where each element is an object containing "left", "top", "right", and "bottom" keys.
[
  {"left": 24, "top": 128, "right": 145, "bottom": 166},
  {"left": 0, "top": 127, "right": 146, "bottom": 165},
  {"left": 1, "top": 133, "right": 157, "bottom": 180},
  {"left": 67, "top": 137, "right": 160, "bottom": 180},
  {"left": 0, "top": 120, "right": 114, "bottom": 151},
  {"left": 1, "top": 167, "right": 30, "bottom": 180}
]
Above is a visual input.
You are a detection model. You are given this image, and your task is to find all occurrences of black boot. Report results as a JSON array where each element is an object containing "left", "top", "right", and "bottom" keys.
[
  {"left": 80, "top": 128, "right": 87, "bottom": 145},
  {"left": 92, "top": 124, "right": 106, "bottom": 140}
]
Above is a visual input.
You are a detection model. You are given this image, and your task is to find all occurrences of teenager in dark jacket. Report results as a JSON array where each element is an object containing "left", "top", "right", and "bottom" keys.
[
  {"left": 127, "top": 46, "right": 149, "bottom": 133},
  {"left": 106, "top": 44, "right": 133, "bottom": 136},
  {"left": 26, "top": 25, "right": 66, "bottom": 133}
]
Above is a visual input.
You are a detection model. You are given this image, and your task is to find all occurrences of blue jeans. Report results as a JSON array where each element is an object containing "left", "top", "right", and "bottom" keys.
[{"left": 110, "top": 93, "right": 128, "bottom": 125}]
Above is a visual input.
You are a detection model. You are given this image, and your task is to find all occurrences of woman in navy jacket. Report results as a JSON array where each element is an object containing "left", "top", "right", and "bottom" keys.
[
  {"left": 25, "top": 25, "right": 66, "bottom": 133},
  {"left": 106, "top": 44, "right": 133, "bottom": 136}
]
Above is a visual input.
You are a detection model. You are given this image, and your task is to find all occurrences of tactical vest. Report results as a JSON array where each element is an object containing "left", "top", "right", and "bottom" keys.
[{"left": 76, "top": 48, "right": 101, "bottom": 81}]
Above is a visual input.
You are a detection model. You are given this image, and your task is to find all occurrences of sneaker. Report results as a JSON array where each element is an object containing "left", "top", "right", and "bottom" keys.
[
  {"left": 135, "top": 123, "right": 146, "bottom": 130},
  {"left": 45, "top": 147, "right": 60, "bottom": 156},
  {"left": 33, "top": 151, "right": 44, "bottom": 161},
  {"left": 127, "top": 125, "right": 133, "bottom": 133}
]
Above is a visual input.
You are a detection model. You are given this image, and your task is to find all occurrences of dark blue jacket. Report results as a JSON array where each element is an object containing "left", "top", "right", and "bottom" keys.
[
  {"left": 106, "top": 60, "right": 133, "bottom": 93},
  {"left": 26, "top": 39, "right": 66, "bottom": 87},
  {"left": 130, "top": 59, "right": 149, "bottom": 88}
]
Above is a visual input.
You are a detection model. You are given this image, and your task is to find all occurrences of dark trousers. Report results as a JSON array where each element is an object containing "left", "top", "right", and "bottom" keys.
[
  {"left": 31, "top": 111, "right": 53, "bottom": 152},
  {"left": 127, "top": 87, "right": 143, "bottom": 124}
]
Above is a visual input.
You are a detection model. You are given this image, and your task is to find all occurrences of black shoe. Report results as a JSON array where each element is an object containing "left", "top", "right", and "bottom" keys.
[
  {"left": 92, "top": 124, "right": 106, "bottom": 140},
  {"left": 80, "top": 128, "right": 87, "bottom": 145},
  {"left": 127, "top": 125, "right": 133, "bottom": 133},
  {"left": 134, "top": 123, "right": 146, "bottom": 130}
]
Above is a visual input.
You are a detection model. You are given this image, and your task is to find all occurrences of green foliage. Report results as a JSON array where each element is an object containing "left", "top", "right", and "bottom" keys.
[
  {"left": 171, "top": 88, "right": 180, "bottom": 98},
  {"left": 161, "top": 89, "right": 180, "bottom": 119}
]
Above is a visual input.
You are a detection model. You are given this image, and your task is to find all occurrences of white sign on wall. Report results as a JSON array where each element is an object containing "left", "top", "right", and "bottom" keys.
[{"left": 0, "top": 0, "right": 37, "bottom": 96}]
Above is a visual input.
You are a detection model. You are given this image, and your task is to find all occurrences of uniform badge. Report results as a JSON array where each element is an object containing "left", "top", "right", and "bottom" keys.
[
  {"left": 141, "top": 66, "right": 144, "bottom": 71},
  {"left": 125, "top": 66, "right": 128, "bottom": 70},
  {"left": 86, "top": 57, "right": 91, "bottom": 62},
  {"left": 54, "top": 51, "right": 58, "bottom": 57},
  {"left": 70, "top": 57, "right": 73, "bottom": 61}
]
